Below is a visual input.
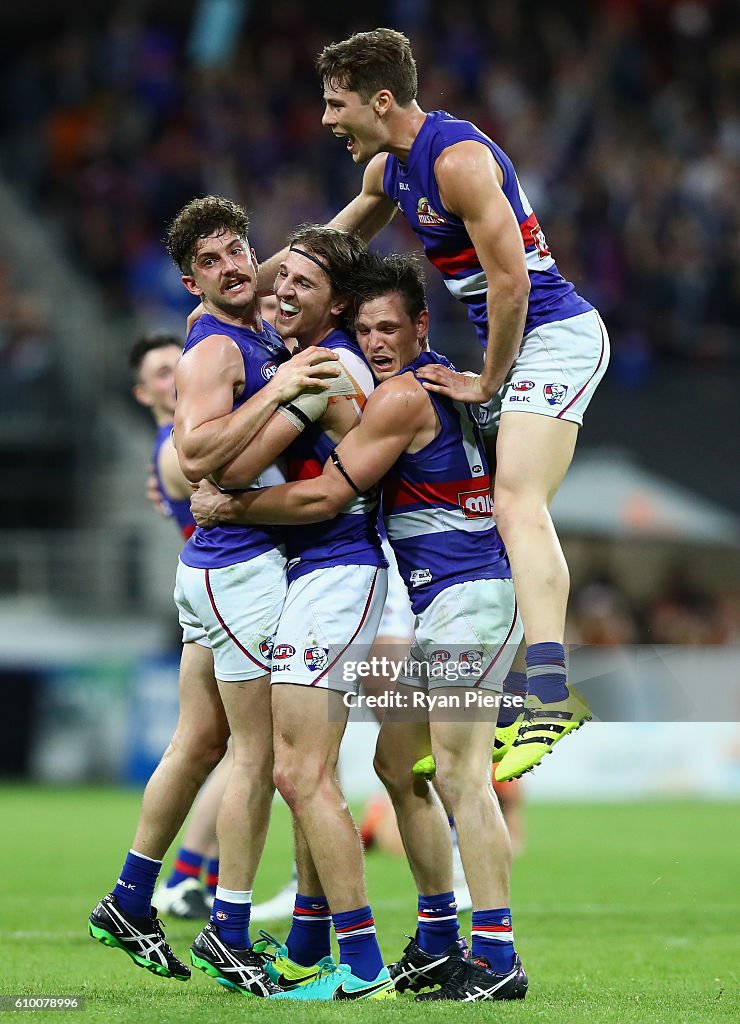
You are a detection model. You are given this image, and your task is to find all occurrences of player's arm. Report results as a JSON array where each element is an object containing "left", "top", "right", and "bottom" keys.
[
  {"left": 174, "top": 336, "right": 340, "bottom": 482},
  {"left": 213, "top": 348, "right": 367, "bottom": 489},
  {"left": 190, "top": 378, "right": 425, "bottom": 527},
  {"left": 157, "top": 432, "right": 193, "bottom": 501},
  {"left": 327, "top": 154, "right": 397, "bottom": 241},
  {"left": 418, "top": 142, "right": 530, "bottom": 403}
]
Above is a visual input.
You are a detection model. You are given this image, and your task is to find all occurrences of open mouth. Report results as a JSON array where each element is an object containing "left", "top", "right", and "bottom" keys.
[
  {"left": 224, "top": 279, "right": 246, "bottom": 293},
  {"left": 279, "top": 300, "right": 300, "bottom": 320},
  {"left": 371, "top": 355, "right": 394, "bottom": 373},
  {"left": 334, "top": 131, "right": 356, "bottom": 152}
]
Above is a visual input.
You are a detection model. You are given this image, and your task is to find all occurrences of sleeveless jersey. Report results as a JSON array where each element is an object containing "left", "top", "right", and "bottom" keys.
[
  {"left": 382, "top": 110, "right": 592, "bottom": 346},
  {"left": 153, "top": 423, "right": 195, "bottom": 540},
  {"left": 179, "top": 313, "right": 289, "bottom": 570},
  {"left": 383, "top": 350, "right": 510, "bottom": 614},
  {"left": 284, "top": 329, "right": 386, "bottom": 583}
]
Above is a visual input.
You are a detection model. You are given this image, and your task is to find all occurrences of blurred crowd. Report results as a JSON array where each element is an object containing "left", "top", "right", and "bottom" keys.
[
  {"left": 0, "top": 0, "right": 738, "bottom": 383},
  {"left": 567, "top": 570, "right": 740, "bottom": 645}
]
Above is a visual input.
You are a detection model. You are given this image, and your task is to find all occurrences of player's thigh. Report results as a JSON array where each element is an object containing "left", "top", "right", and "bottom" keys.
[
  {"left": 271, "top": 683, "right": 349, "bottom": 776},
  {"left": 217, "top": 672, "right": 273, "bottom": 766},
  {"left": 172, "top": 641, "right": 229, "bottom": 754},
  {"left": 495, "top": 410, "right": 578, "bottom": 506}
]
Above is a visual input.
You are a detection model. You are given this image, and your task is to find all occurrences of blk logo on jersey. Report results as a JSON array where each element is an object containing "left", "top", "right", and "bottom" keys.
[
  {"left": 273, "top": 643, "right": 295, "bottom": 660},
  {"left": 261, "top": 361, "right": 279, "bottom": 381},
  {"left": 417, "top": 197, "right": 446, "bottom": 226},
  {"left": 511, "top": 380, "right": 535, "bottom": 392},
  {"left": 410, "top": 568, "right": 433, "bottom": 587},
  {"left": 543, "top": 382, "right": 568, "bottom": 406},
  {"left": 259, "top": 636, "right": 274, "bottom": 661},
  {"left": 458, "top": 488, "right": 492, "bottom": 519},
  {"left": 304, "top": 646, "right": 329, "bottom": 672}
]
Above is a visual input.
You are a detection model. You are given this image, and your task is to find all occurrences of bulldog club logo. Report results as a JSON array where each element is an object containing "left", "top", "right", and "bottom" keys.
[
  {"left": 259, "top": 636, "right": 274, "bottom": 661},
  {"left": 261, "top": 361, "right": 279, "bottom": 381},
  {"left": 417, "top": 197, "right": 446, "bottom": 226},
  {"left": 304, "top": 646, "right": 329, "bottom": 672},
  {"left": 511, "top": 380, "right": 535, "bottom": 392},
  {"left": 272, "top": 643, "right": 295, "bottom": 660},
  {"left": 543, "top": 382, "right": 568, "bottom": 406},
  {"left": 460, "top": 649, "right": 483, "bottom": 665}
]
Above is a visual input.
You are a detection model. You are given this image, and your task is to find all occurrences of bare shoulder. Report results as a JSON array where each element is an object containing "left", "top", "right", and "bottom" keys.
[
  {"left": 369, "top": 371, "right": 430, "bottom": 421},
  {"left": 363, "top": 153, "right": 391, "bottom": 193}
]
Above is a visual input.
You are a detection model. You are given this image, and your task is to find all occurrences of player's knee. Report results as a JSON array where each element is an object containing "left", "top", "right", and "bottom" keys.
[
  {"left": 167, "top": 728, "right": 228, "bottom": 777},
  {"left": 373, "top": 746, "right": 408, "bottom": 796},
  {"left": 432, "top": 755, "right": 468, "bottom": 808}
]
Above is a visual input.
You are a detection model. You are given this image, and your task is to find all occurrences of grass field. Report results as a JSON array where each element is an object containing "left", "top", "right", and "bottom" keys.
[{"left": 1, "top": 786, "right": 738, "bottom": 1023}]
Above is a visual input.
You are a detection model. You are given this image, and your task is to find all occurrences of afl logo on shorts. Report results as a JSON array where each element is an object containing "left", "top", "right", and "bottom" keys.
[
  {"left": 430, "top": 650, "right": 451, "bottom": 664},
  {"left": 543, "top": 382, "right": 568, "bottom": 406},
  {"left": 261, "top": 361, "right": 279, "bottom": 381},
  {"left": 259, "top": 636, "right": 274, "bottom": 660},
  {"left": 511, "top": 380, "right": 534, "bottom": 392},
  {"left": 273, "top": 644, "right": 295, "bottom": 660},
  {"left": 304, "top": 646, "right": 329, "bottom": 672}
]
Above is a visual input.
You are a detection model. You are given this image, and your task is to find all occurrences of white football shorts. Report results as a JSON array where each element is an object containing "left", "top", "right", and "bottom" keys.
[
  {"left": 174, "top": 547, "right": 286, "bottom": 682},
  {"left": 479, "top": 309, "right": 609, "bottom": 433},
  {"left": 400, "top": 578, "right": 523, "bottom": 693},
  {"left": 270, "top": 564, "right": 388, "bottom": 693}
]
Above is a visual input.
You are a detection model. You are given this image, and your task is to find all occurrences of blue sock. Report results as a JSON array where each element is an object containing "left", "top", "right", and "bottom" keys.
[
  {"left": 167, "top": 847, "right": 203, "bottom": 888},
  {"left": 211, "top": 886, "right": 252, "bottom": 948},
  {"left": 500, "top": 670, "right": 528, "bottom": 725},
  {"left": 333, "top": 905, "right": 384, "bottom": 981},
  {"left": 471, "top": 908, "right": 515, "bottom": 973},
  {"left": 417, "top": 892, "right": 459, "bottom": 954},
  {"left": 114, "top": 850, "right": 161, "bottom": 918},
  {"left": 526, "top": 642, "right": 568, "bottom": 704},
  {"left": 205, "top": 857, "right": 219, "bottom": 896},
  {"left": 285, "top": 894, "right": 332, "bottom": 966}
]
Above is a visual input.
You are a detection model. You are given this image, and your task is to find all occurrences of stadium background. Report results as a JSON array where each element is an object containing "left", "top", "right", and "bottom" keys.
[{"left": 0, "top": 2, "right": 738, "bottom": 1019}]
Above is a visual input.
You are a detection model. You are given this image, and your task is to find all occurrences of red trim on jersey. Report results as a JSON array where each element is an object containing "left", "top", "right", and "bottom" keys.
[
  {"left": 182, "top": 523, "right": 196, "bottom": 539},
  {"left": 557, "top": 316, "right": 607, "bottom": 419},
  {"left": 287, "top": 457, "right": 324, "bottom": 481},
  {"left": 520, "top": 211, "right": 549, "bottom": 255},
  {"left": 205, "top": 569, "right": 270, "bottom": 673},
  {"left": 427, "top": 246, "right": 480, "bottom": 276},
  {"left": 383, "top": 475, "right": 490, "bottom": 512}
]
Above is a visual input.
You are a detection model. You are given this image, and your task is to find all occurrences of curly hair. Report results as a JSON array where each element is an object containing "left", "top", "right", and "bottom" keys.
[
  {"left": 316, "top": 28, "right": 418, "bottom": 106},
  {"left": 165, "top": 195, "right": 250, "bottom": 274}
]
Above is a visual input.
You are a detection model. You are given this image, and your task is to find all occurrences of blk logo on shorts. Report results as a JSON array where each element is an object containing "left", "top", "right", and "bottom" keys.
[
  {"left": 304, "top": 646, "right": 329, "bottom": 672},
  {"left": 543, "top": 382, "right": 568, "bottom": 406}
]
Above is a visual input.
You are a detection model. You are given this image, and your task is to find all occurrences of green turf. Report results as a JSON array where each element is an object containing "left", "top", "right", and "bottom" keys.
[{"left": 0, "top": 786, "right": 738, "bottom": 1022}]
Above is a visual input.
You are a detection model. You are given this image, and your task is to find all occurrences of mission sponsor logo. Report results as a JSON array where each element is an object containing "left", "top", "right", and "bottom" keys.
[
  {"left": 458, "top": 488, "right": 493, "bottom": 519},
  {"left": 416, "top": 197, "right": 446, "bottom": 226}
]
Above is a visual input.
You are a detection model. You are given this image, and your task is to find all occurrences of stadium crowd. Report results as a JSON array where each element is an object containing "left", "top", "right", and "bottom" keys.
[{"left": 0, "top": 0, "right": 737, "bottom": 379}]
